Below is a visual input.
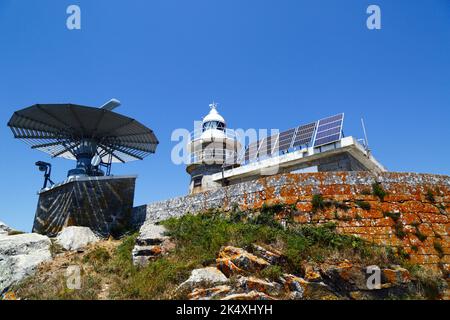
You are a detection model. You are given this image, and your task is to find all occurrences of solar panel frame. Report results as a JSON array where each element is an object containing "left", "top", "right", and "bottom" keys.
[
  {"left": 292, "top": 122, "right": 317, "bottom": 149},
  {"left": 313, "top": 113, "right": 344, "bottom": 147},
  {"left": 277, "top": 128, "right": 296, "bottom": 153}
]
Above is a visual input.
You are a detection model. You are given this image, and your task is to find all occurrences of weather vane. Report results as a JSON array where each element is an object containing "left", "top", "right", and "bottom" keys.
[{"left": 209, "top": 101, "right": 219, "bottom": 110}]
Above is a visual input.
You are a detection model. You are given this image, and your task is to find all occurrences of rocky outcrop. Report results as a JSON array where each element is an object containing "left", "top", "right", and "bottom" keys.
[
  {"left": 172, "top": 245, "right": 430, "bottom": 300},
  {"left": 132, "top": 223, "right": 174, "bottom": 266},
  {"left": 178, "top": 267, "right": 229, "bottom": 292},
  {"left": 216, "top": 246, "right": 270, "bottom": 276},
  {"left": 0, "top": 233, "right": 52, "bottom": 294},
  {"left": 55, "top": 226, "right": 100, "bottom": 251},
  {"left": 0, "top": 221, "right": 12, "bottom": 237}
]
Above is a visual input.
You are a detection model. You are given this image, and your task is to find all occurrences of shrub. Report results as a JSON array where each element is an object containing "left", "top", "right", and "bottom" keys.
[
  {"left": 410, "top": 267, "right": 447, "bottom": 299},
  {"left": 372, "top": 182, "right": 387, "bottom": 201},
  {"left": 394, "top": 221, "right": 407, "bottom": 239},
  {"left": 355, "top": 200, "right": 371, "bottom": 211},
  {"left": 425, "top": 189, "right": 435, "bottom": 203},
  {"left": 383, "top": 211, "right": 401, "bottom": 222},
  {"left": 83, "top": 247, "right": 111, "bottom": 270},
  {"left": 311, "top": 194, "right": 325, "bottom": 212},
  {"left": 333, "top": 201, "right": 350, "bottom": 211},
  {"left": 433, "top": 241, "right": 444, "bottom": 258},
  {"left": 260, "top": 265, "right": 283, "bottom": 282},
  {"left": 414, "top": 229, "right": 427, "bottom": 242}
]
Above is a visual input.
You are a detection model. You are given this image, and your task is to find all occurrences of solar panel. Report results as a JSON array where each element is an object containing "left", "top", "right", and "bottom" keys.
[
  {"left": 244, "top": 140, "right": 260, "bottom": 163},
  {"left": 277, "top": 128, "right": 296, "bottom": 153},
  {"left": 258, "top": 134, "right": 278, "bottom": 158},
  {"left": 313, "top": 113, "right": 344, "bottom": 147},
  {"left": 238, "top": 113, "right": 344, "bottom": 165},
  {"left": 292, "top": 122, "right": 316, "bottom": 148}
]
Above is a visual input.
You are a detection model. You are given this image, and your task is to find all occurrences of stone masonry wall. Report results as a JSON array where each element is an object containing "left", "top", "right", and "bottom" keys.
[{"left": 133, "top": 172, "right": 449, "bottom": 270}]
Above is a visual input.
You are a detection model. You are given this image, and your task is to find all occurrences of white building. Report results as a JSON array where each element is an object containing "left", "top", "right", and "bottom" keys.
[{"left": 186, "top": 104, "right": 386, "bottom": 194}]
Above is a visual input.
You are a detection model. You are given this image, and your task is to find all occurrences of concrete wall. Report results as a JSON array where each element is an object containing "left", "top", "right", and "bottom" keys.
[{"left": 133, "top": 171, "right": 450, "bottom": 269}]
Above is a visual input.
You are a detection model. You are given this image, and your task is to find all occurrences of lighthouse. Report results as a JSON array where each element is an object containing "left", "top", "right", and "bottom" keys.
[{"left": 186, "top": 103, "right": 241, "bottom": 194}]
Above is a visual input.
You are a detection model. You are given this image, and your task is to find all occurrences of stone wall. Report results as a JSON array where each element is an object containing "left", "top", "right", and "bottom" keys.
[{"left": 134, "top": 172, "right": 449, "bottom": 270}]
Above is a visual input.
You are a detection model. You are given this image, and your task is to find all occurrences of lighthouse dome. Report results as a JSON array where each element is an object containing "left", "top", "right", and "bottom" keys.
[{"left": 202, "top": 103, "right": 226, "bottom": 127}]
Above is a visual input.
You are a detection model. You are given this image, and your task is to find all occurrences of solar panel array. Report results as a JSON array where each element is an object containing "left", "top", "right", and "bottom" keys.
[{"left": 239, "top": 113, "right": 344, "bottom": 164}]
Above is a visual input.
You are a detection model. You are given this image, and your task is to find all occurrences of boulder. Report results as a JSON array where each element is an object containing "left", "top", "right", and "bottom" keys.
[
  {"left": 216, "top": 246, "right": 270, "bottom": 276},
  {"left": 382, "top": 266, "right": 411, "bottom": 285},
  {"left": 238, "top": 276, "right": 282, "bottom": 295},
  {"left": 282, "top": 274, "right": 340, "bottom": 300},
  {"left": 55, "top": 226, "right": 100, "bottom": 251},
  {"left": 251, "top": 244, "right": 284, "bottom": 265},
  {"left": 0, "top": 233, "right": 52, "bottom": 293},
  {"left": 188, "top": 285, "right": 232, "bottom": 300},
  {"left": 0, "top": 221, "right": 12, "bottom": 237},
  {"left": 320, "top": 260, "right": 368, "bottom": 292},
  {"left": 132, "top": 223, "right": 174, "bottom": 266},
  {"left": 178, "top": 267, "right": 229, "bottom": 291},
  {"left": 136, "top": 223, "right": 169, "bottom": 246}
]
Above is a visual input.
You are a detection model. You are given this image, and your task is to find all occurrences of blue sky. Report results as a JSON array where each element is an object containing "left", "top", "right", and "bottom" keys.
[{"left": 0, "top": 0, "right": 449, "bottom": 231}]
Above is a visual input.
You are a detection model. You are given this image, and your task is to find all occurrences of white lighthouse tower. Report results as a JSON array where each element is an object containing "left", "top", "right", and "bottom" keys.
[{"left": 186, "top": 102, "right": 241, "bottom": 194}]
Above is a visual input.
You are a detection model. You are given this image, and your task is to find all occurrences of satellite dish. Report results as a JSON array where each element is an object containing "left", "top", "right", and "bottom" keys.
[{"left": 91, "top": 155, "right": 101, "bottom": 167}]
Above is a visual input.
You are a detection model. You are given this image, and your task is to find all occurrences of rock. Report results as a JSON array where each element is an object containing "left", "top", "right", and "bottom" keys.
[
  {"left": 251, "top": 244, "right": 284, "bottom": 265},
  {"left": 382, "top": 266, "right": 411, "bottom": 285},
  {"left": 178, "top": 267, "right": 229, "bottom": 291},
  {"left": 188, "top": 285, "right": 232, "bottom": 300},
  {"left": 216, "top": 246, "right": 270, "bottom": 276},
  {"left": 55, "top": 226, "right": 100, "bottom": 251},
  {"left": 0, "top": 221, "right": 12, "bottom": 237},
  {"left": 320, "top": 260, "right": 368, "bottom": 292},
  {"left": 303, "top": 262, "right": 322, "bottom": 282},
  {"left": 221, "top": 290, "right": 276, "bottom": 300},
  {"left": 0, "top": 233, "right": 52, "bottom": 293},
  {"left": 282, "top": 274, "right": 340, "bottom": 300},
  {"left": 136, "top": 223, "right": 169, "bottom": 246},
  {"left": 238, "top": 276, "right": 282, "bottom": 296},
  {"left": 132, "top": 223, "right": 174, "bottom": 266}
]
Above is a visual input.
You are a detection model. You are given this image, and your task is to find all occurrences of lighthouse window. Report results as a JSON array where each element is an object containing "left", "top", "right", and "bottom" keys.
[{"left": 202, "top": 121, "right": 225, "bottom": 132}]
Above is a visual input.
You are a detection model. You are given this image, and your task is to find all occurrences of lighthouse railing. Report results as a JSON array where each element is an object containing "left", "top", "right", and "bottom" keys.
[{"left": 189, "top": 128, "right": 241, "bottom": 142}]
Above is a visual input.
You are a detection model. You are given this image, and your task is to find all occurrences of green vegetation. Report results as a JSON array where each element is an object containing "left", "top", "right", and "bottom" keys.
[
  {"left": 7, "top": 230, "right": 25, "bottom": 236},
  {"left": 425, "top": 189, "right": 435, "bottom": 203},
  {"left": 13, "top": 204, "right": 445, "bottom": 300},
  {"left": 372, "top": 182, "right": 387, "bottom": 201},
  {"left": 433, "top": 241, "right": 444, "bottom": 259},
  {"left": 332, "top": 201, "right": 350, "bottom": 211},
  {"left": 408, "top": 266, "right": 447, "bottom": 300},
  {"left": 49, "top": 240, "right": 64, "bottom": 258},
  {"left": 414, "top": 228, "right": 427, "bottom": 243},
  {"left": 355, "top": 200, "right": 371, "bottom": 211},
  {"left": 311, "top": 194, "right": 325, "bottom": 212},
  {"left": 360, "top": 188, "right": 372, "bottom": 196},
  {"left": 83, "top": 247, "right": 111, "bottom": 270},
  {"left": 260, "top": 265, "right": 283, "bottom": 282},
  {"left": 394, "top": 221, "right": 407, "bottom": 239},
  {"left": 383, "top": 211, "right": 401, "bottom": 222}
]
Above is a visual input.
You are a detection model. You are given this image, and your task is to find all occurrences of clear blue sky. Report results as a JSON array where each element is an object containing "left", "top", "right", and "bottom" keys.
[{"left": 1, "top": 0, "right": 449, "bottom": 231}]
